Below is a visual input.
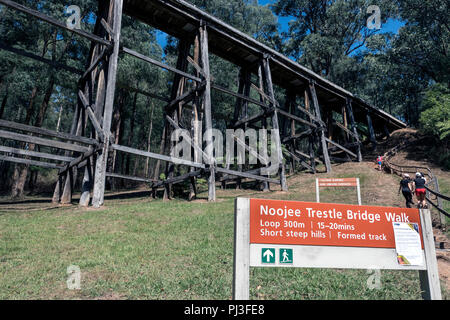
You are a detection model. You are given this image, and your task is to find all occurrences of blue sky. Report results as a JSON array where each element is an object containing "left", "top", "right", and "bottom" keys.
[
  {"left": 257, "top": 0, "right": 405, "bottom": 34},
  {"left": 156, "top": 0, "right": 405, "bottom": 51}
]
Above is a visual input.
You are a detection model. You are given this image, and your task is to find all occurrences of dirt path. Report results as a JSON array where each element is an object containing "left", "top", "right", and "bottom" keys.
[
  {"left": 387, "top": 151, "right": 450, "bottom": 292},
  {"left": 371, "top": 128, "right": 450, "bottom": 293}
]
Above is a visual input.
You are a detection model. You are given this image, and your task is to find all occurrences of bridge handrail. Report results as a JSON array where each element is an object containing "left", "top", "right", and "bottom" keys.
[{"left": 382, "top": 140, "right": 449, "bottom": 221}]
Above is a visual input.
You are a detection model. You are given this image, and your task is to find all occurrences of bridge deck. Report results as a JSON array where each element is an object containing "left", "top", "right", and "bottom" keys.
[{"left": 123, "top": 0, "right": 406, "bottom": 132}]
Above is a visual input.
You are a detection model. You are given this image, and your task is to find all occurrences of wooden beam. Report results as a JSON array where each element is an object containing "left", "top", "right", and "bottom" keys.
[
  {"left": 100, "top": 18, "right": 114, "bottom": 37},
  {"left": 308, "top": 133, "right": 316, "bottom": 173},
  {"left": 92, "top": 0, "right": 123, "bottom": 208},
  {"left": 305, "top": 88, "right": 316, "bottom": 172},
  {"left": 0, "top": 154, "right": 63, "bottom": 169},
  {"left": 232, "top": 132, "right": 268, "bottom": 165},
  {"left": 190, "top": 39, "right": 202, "bottom": 200},
  {"left": 324, "top": 138, "right": 357, "bottom": 158},
  {"left": 261, "top": 57, "right": 287, "bottom": 191},
  {"left": 0, "top": 0, "right": 111, "bottom": 46},
  {"left": 219, "top": 167, "right": 261, "bottom": 182},
  {"left": 234, "top": 110, "right": 267, "bottom": 128},
  {"left": 165, "top": 115, "right": 212, "bottom": 165},
  {"left": 284, "top": 149, "right": 314, "bottom": 172},
  {"left": 211, "top": 83, "right": 269, "bottom": 109},
  {"left": 79, "top": 47, "right": 108, "bottom": 84},
  {"left": 333, "top": 120, "right": 357, "bottom": 139},
  {"left": 0, "top": 145, "right": 74, "bottom": 162},
  {"left": 309, "top": 81, "right": 331, "bottom": 173},
  {"left": 0, "top": 42, "right": 83, "bottom": 75},
  {"left": 294, "top": 149, "right": 323, "bottom": 164},
  {"left": 152, "top": 169, "right": 204, "bottom": 188},
  {"left": 216, "top": 167, "right": 280, "bottom": 184},
  {"left": 328, "top": 142, "right": 360, "bottom": 152},
  {"left": 0, "top": 129, "right": 90, "bottom": 153},
  {"left": 276, "top": 107, "right": 318, "bottom": 129},
  {"left": 163, "top": 39, "right": 191, "bottom": 201},
  {"left": 296, "top": 104, "right": 325, "bottom": 127},
  {"left": 164, "top": 82, "right": 206, "bottom": 112},
  {"left": 282, "top": 129, "right": 312, "bottom": 143},
  {"left": 121, "top": 46, "right": 202, "bottom": 83},
  {"left": 59, "top": 146, "right": 98, "bottom": 175},
  {"left": 78, "top": 90, "right": 105, "bottom": 142},
  {"left": 79, "top": 157, "right": 93, "bottom": 207},
  {"left": 256, "top": 65, "right": 270, "bottom": 191},
  {"left": 366, "top": 111, "right": 377, "bottom": 145},
  {"left": 106, "top": 172, "right": 156, "bottom": 183},
  {"left": 85, "top": 106, "right": 105, "bottom": 142},
  {"left": 187, "top": 55, "right": 207, "bottom": 78},
  {"left": 0, "top": 119, "right": 97, "bottom": 146},
  {"left": 250, "top": 82, "right": 276, "bottom": 107},
  {"left": 231, "top": 67, "right": 251, "bottom": 190},
  {"left": 111, "top": 144, "right": 206, "bottom": 169},
  {"left": 117, "top": 83, "right": 170, "bottom": 102},
  {"left": 78, "top": 33, "right": 111, "bottom": 207},
  {"left": 232, "top": 68, "right": 247, "bottom": 124},
  {"left": 345, "top": 99, "right": 362, "bottom": 162},
  {"left": 200, "top": 23, "right": 216, "bottom": 201}
]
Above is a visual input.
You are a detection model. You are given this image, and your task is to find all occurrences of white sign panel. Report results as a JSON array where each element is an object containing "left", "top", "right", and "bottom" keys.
[{"left": 393, "top": 222, "right": 424, "bottom": 266}]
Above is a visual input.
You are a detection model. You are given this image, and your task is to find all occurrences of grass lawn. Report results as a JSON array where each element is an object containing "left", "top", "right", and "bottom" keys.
[{"left": 0, "top": 162, "right": 448, "bottom": 300}]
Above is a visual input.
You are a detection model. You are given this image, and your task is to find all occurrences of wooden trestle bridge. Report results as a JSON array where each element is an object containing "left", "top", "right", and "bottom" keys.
[{"left": 0, "top": 0, "right": 406, "bottom": 207}]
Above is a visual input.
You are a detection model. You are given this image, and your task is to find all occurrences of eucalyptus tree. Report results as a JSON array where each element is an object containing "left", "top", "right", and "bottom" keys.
[
  {"left": 271, "top": 0, "right": 398, "bottom": 83},
  {"left": 0, "top": 0, "right": 98, "bottom": 197}
]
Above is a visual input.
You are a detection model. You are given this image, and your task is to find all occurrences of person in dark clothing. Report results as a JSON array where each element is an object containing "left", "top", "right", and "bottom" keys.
[
  {"left": 398, "top": 174, "right": 413, "bottom": 208},
  {"left": 412, "top": 172, "right": 427, "bottom": 208}
]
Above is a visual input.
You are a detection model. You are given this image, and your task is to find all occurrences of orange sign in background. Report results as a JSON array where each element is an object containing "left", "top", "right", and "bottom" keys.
[
  {"left": 250, "top": 198, "right": 423, "bottom": 249},
  {"left": 318, "top": 178, "right": 358, "bottom": 187}
]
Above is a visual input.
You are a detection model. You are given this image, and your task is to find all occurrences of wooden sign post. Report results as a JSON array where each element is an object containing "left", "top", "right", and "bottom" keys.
[
  {"left": 316, "top": 178, "right": 361, "bottom": 205},
  {"left": 233, "top": 197, "right": 441, "bottom": 300}
]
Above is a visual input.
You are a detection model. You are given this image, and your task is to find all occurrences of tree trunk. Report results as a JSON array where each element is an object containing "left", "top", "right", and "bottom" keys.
[
  {"left": 56, "top": 105, "right": 63, "bottom": 132},
  {"left": 144, "top": 99, "right": 155, "bottom": 178},
  {"left": 0, "top": 87, "right": 8, "bottom": 119},
  {"left": 153, "top": 124, "right": 167, "bottom": 181},
  {"left": 10, "top": 86, "right": 38, "bottom": 199},
  {"left": 21, "top": 76, "right": 55, "bottom": 196},
  {"left": 110, "top": 89, "right": 125, "bottom": 190},
  {"left": 11, "top": 31, "right": 59, "bottom": 199},
  {"left": 27, "top": 76, "right": 55, "bottom": 194},
  {"left": 125, "top": 91, "right": 138, "bottom": 176}
]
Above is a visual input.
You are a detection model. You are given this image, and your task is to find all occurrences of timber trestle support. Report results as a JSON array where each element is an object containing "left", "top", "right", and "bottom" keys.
[{"left": 0, "top": 0, "right": 406, "bottom": 207}]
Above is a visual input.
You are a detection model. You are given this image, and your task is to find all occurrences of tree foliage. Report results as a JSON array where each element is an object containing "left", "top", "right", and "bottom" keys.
[
  {"left": 419, "top": 83, "right": 450, "bottom": 141},
  {"left": 0, "top": 0, "right": 449, "bottom": 193}
]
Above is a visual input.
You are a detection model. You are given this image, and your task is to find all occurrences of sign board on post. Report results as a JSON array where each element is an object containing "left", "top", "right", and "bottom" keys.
[
  {"left": 233, "top": 197, "right": 442, "bottom": 300},
  {"left": 316, "top": 178, "right": 361, "bottom": 205}
]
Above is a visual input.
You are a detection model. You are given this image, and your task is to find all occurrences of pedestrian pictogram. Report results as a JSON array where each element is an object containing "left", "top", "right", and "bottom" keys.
[
  {"left": 262, "top": 248, "right": 275, "bottom": 264},
  {"left": 280, "top": 249, "right": 293, "bottom": 264},
  {"left": 233, "top": 197, "right": 442, "bottom": 300}
]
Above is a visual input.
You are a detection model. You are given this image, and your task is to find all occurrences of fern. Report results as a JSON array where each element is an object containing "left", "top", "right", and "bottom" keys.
[{"left": 437, "top": 121, "right": 450, "bottom": 140}]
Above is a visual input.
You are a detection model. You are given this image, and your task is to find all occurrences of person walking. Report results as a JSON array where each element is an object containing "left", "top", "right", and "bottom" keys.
[
  {"left": 376, "top": 155, "right": 383, "bottom": 171},
  {"left": 398, "top": 173, "right": 413, "bottom": 208},
  {"left": 412, "top": 172, "right": 427, "bottom": 208}
]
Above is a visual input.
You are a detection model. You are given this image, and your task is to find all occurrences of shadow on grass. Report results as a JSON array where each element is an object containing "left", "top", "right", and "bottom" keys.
[{"left": 0, "top": 198, "right": 52, "bottom": 205}]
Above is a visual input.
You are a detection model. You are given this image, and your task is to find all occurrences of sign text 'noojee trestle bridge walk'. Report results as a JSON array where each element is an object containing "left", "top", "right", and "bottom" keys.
[{"left": 233, "top": 198, "right": 442, "bottom": 300}]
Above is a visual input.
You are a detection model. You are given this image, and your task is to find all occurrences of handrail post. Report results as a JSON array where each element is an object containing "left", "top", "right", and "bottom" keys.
[{"left": 433, "top": 177, "right": 446, "bottom": 226}]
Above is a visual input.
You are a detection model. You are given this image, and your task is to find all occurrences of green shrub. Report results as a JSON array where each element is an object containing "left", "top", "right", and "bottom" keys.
[{"left": 419, "top": 83, "right": 450, "bottom": 140}]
